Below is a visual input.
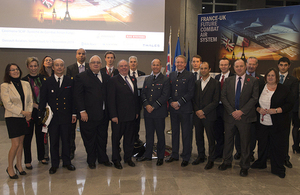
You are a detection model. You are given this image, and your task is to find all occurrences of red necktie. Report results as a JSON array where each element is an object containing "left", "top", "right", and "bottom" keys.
[{"left": 221, "top": 75, "right": 225, "bottom": 90}]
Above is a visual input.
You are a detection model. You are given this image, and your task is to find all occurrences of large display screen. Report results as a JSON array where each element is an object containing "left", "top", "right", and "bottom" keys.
[{"left": 0, "top": 0, "right": 165, "bottom": 51}]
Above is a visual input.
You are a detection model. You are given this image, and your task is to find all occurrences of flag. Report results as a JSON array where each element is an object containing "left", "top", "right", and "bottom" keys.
[
  {"left": 172, "top": 36, "right": 181, "bottom": 72},
  {"left": 186, "top": 44, "right": 190, "bottom": 71},
  {"left": 221, "top": 34, "right": 235, "bottom": 52},
  {"left": 166, "top": 30, "right": 172, "bottom": 77},
  {"left": 235, "top": 34, "right": 250, "bottom": 47}
]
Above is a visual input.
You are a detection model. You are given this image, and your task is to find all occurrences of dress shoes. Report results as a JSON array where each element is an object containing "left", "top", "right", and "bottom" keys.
[
  {"left": 40, "top": 160, "right": 49, "bottom": 165},
  {"left": 218, "top": 163, "right": 232, "bottom": 171},
  {"left": 251, "top": 162, "right": 267, "bottom": 169},
  {"left": 284, "top": 160, "right": 292, "bottom": 168},
  {"left": 134, "top": 139, "right": 144, "bottom": 147},
  {"left": 63, "top": 164, "right": 76, "bottom": 171},
  {"left": 25, "top": 165, "right": 33, "bottom": 170},
  {"left": 234, "top": 153, "right": 241, "bottom": 160},
  {"left": 137, "top": 156, "right": 152, "bottom": 162},
  {"left": 240, "top": 168, "right": 248, "bottom": 177},
  {"left": 165, "top": 157, "right": 179, "bottom": 163},
  {"left": 271, "top": 171, "right": 285, "bottom": 178},
  {"left": 114, "top": 162, "right": 123, "bottom": 169},
  {"left": 156, "top": 159, "right": 163, "bottom": 166},
  {"left": 6, "top": 168, "right": 18, "bottom": 179},
  {"left": 49, "top": 167, "right": 58, "bottom": 174},
  {"left": 88, "top": 163, "right": 96, "bottom": 169},
  {"left": 204, "top": 161, "right": 214, "bottom": 170},
  {"left": 181, "top": 160, "right": 189, "bottom": 167},
  {"left": 192, "top": 157, "right": 205, "bottom": 165},
  {"left": 102, "top": 161, "right": 113, "bottom": 167},
  {"left": 125, "top": 160, "right": 136, "bottom": 167},
  {"left": 14, "top": 165, "right": 26, "bottom": 175}
]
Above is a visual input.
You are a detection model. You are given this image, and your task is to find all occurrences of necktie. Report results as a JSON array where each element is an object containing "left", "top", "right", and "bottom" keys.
[
  {"left": 177, "top": 72, "right": 181, "bottom": 78},
  {"left": 79, "top": 64, "right": 85, "bottom": 73},
  {"left": 220, "top": 75, "right": 225, "bottom": 90},
  {"left": 235, "top": 77, "right": 241, "bottom": 110},
  {"left": 124, "top": 76, "right": 133, "bottom": 93},
  {"left": 153, "top": 75, "right": 156, "bottom": 81},
  {"left": 132, "top": 72, "right": 136, "bottom": 78},
  {"left": 108, "top": 68, "right": 112, "bottom": 76},
  {"left": 57, "top": 77, "right": 61, "bottom": 88},
  {"left": 279, "top": 75, "right": 284, "bottom": 84},
  {"left": 194, "top": 72, "right": 198, "bottom": 80}
]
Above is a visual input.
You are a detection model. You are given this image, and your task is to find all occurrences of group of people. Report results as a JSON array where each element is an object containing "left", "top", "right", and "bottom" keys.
[{"left": 1, "top": 48, "right": 299, "bottom": 180}]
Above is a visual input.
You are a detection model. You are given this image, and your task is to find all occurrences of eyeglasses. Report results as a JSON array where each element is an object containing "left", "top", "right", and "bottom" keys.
[
  {"left": 10, "top": 68, "right": 20, "bottom": 72},
  {"left": 90, "top": 61, "right": 101, "bottom": 64}
]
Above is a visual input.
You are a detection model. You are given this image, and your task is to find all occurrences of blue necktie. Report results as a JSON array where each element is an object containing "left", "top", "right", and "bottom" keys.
[
  {"left": 279, "top": 75, "right": 284, "bottom": 84},
  {"left": 235, "top": 77, "right": 241, "bottom": 110}
]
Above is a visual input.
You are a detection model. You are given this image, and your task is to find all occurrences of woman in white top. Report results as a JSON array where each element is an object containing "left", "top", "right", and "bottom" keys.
[{"left": 251, "top": 68, "right": 294, "bottom": 178}]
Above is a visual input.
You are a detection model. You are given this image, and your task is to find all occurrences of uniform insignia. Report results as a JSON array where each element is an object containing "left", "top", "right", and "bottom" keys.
[
  {"left": 145, "top": 86, "right": 147, "bottom": 88},
  {"left": 44, "top": 78, "right": 46, "bottom": 80},
  {"left": 71, "top": 77, "right": 73, "bottom": 80},
  {"left": 51, "top": 90, "right": 54, "bottom": 93}
]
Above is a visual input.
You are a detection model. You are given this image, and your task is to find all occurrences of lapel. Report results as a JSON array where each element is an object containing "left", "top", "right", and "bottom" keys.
[
  {"left": 8, "top": 82, "right": 20, "bottom": 98},
  {"left": 118, "top": 74, "right": 132, "bottom": 93},
  {"left": 202, "top": 78, "right": 211, "bottom": 95},
  {"left": 74, "top": 64, "right": 79, "bottom": 75},
  {"left": 49, "top": 75, "right": 61, "bottom": 97},
  {"left": 241, "top": 75, "right": 251, "bottom": 95},
  {"left": 177, "top": 70, "right": 185, "bottom": 79},
  {"left": 283, "top": 74, "right": 290, "bottom": 85},
  {"left": 87, "top": 69, "right": 102, "bottom": 86}
]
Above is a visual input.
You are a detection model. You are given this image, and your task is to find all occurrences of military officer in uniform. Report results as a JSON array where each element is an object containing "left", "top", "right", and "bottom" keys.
[
  {"left": 137, "top": 59, "right": 170, "bottom": 166},
  {"left": 39, "top": 58, "right": 76, "bottom": 174}
]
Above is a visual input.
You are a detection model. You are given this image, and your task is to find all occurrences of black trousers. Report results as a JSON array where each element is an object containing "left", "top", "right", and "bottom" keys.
[
  {"left": 79, "top": 117, "right": 109, "bottom": 165},
  {"left": 70, "top": 120, "right": 77, "bottom": 154},
  {"left": 48, "top": 122, "right": 71, "bottom": 167},
  {"left": 111, "top": 120, "right": 135, "bottom": 162},
  {"left": 194, "top": 115, "right": 217, "bottom": 161},
  {"left": 23, "top": 108, "right": 45, "bottom": 163},
  {"left": 254, "top": 123, "right": 286, "bottom": 175},
  {"left": 292, "top": 111, "right": 300, "bottom": 150},
  {"left": 144, "top": 117, "right": 166, "bottom": 159},
  {"left": 214, "top": 104, "right": 225, "bottom": 158}
]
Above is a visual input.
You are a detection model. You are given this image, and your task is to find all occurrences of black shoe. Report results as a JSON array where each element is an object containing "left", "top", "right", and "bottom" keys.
[
  {"left": 218, "top": 163, "right": 232, "bottom": 171},
  {"left": 250, "top": 155, "right": 255, "bottom": 162},
  {"left": 134, "top": 139, "right": 144, "bottom": 146},
  {"left": 181, "top": 160, "right": 189, "bottom": 167},
  {"left": 271, "top": 171, "right": 285, "bottom": 178},
  {"left": 137, "top": 156, "right": 152, "bottom": 162},
  {"left": 6, "top": 168, "right": 18, "bottom": 179},
  {"left": 204, "top": 161, "right": 214, "bottom": 170},
  {"left": 88, "top": 163, "right": 96, "bottom": 169},
  {"left": 165, "top": 157, "right": 179, "bottom": 163},
  {"left": 114, "top": 161, "right": 123, "bottom": 169},
  {"left": 234, "top": 153, "right": 241, "bottom": 160},
  {"left": 49, "top": 167, "right": 57, "bottom": 174},
  {"left": 156, "top": 159, "right": 163, "bottom": 166},
  {"left": 192, "top": 157, "right": 205, "bottom": 165},
  {"left": 63, "top": 164, "right": 76, "bottom": 171},
  {"left": 251, "top": 161, "right": 267, "bottom": 169},
  {"left": 240, "top": 168, "right": 248, "bottom": 177},
  {"left": 284, "top": 160, "right": 292, "bottom": 168},
  {"left": 25, "top": 165, "right": 33, "bottom": 170},
  {"left": 14, "top": 165, "right": 26, "bottom": 175},
  {"left": 40, "top": 160, "right": 49, "bottom": 165},
  {"left": 102, "top": 161, "right": 113, "bottom": 167},
  {"left": 125, "top": 160, "right": 136, "bottom": 167}
]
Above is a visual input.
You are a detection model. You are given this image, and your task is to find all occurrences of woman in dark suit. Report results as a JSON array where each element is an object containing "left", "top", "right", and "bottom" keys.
[
  {"left": 22, "top": 57, "right": 48, "bottom": 169},
  {"left": 1, "top": 63, "right": 33, "bottom": 179},
  {"left": 291, "top": 67, "right": 300, "bottom": 153},
  {"left": 251, "top": 68, "right": 294, "bottom": 178}
]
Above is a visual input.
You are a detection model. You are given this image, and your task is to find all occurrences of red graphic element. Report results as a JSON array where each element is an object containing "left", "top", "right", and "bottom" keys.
[
  {"left": 221, "top": 34, "right": 235, "bottom": 52},
  {"left": 247, "top": 78, "right": 250, "bottom": 82},
  {"left": 41, "top": 0, "right": 55, "bottom": 8},
  {"left": 126, "top": 35, "right": 146, "bottom": 39}
]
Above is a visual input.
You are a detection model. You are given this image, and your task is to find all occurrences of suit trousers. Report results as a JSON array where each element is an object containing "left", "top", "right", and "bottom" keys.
[
  {"left": 48, "top": 122, "right": 71, "bottom": 167},
  {"left": 70, "top": 120, "right": 77, "bottom": 154},
  {"left": 223, "top": 120, "right": 251, "bottom": 169},
  {"left": 194, "top": 115, "right": 216, "bottom": 161},
  {"left": 170, "top": 112, "right": 192, "bottom": 161},
  {"left": 79, "top": 116, "right": 109, "bottom": 165},
  {"left": 111, "top": 120, "right": 135, "bottom": 162},
  {"left": 144, "top": 117, "right": 166, "bottom": 159},
  {"left": 235, "top": 122, "right": 257, "bottom": 155},
  {"left": 214, "top": 104, "right": 225, "bottom": 158},
  {"left": 23, "top": 108, "right": 45, "bottom": 163},
  {"left": 254, "top": 123, "right": 286, "bottom": 175}
]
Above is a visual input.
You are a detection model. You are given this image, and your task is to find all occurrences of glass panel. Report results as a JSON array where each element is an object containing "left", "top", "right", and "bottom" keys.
[
  {"left": 266, "top": 1, "right": 284, "bottom": 6},
  {"left": 202, "top": 0, "right": 213, "bottom": 3},
  {"left": 215, "top": 5, "right": 236, "bottom": 12},
  {"left": 286, "top": 1, "right": 300, "bottom": 6},
  {"left": 216, "top": 0, "right": 237, "bottom": 3},
  {"left": 202, "top": 4, "right": 213, "bottom": 14}
]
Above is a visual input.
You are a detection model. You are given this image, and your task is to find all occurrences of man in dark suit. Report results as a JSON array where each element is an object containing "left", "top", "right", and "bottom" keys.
[
  {"left": 278, "top": 57, "right": 298, "bottom": 168},
  {"left": 214, "top": 58, "right": 235, "bottom": 160},
  {"left": 74, "top": 55, "right": 112, "bottom": 169},
  {"left": 107, "top": 59, "right": 139, "bottom": 169},
  {"left": 66, "top": 48, "right": 89, "bottom": 159},
  {"left": 191, "top": 55, "right": 202, "bottom": 81},
  {"left": 234, "top": 56, "right": 264, "bottom": 162},
  {"left": 137, "top": 59, "right": 170, "bottom": 166},
  {"left": 219, "top": 59, "right": 259, "bottom": 177},
  {"left": 100, "top": 51, "right": 119, "bottom": 77},
  {"left": 192, "top": 62, "right": 219, "bottom": 170},
  {"left": 128, "top": 56, "right": 146, "bottom": 146},
  {"left": 39, "top": 58, "right": 76, "bottom": 174},
  {"left": 165, "top": 55, "right": 195, "bottom": 167}
]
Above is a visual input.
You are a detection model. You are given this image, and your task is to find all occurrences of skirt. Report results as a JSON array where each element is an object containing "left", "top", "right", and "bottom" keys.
[{"left": 5, "top": 117, "right": 29, "bottom": 139}]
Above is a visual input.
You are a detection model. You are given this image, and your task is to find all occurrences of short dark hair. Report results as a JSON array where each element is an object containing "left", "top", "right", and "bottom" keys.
[
  {"left": 264, "top": 67, "right": 279, "bottom": 84},
  {"left": 192, "top": 55, "right": 202, "bottom": 61},
  {"left": 278, "top": 57, "right": 290, "bottom": 65},
  {"left": 104, "top": 51, "right": 116, "bottom": 59},
  {"left": 219, "top": 57, "right": 230, "bottom": 65},
  {"left": 4, "top": 63, "right": 23, "bottom": 83},
  {"left": 201, "top": 61, "right": 210, "bottom": 68},
  {"left": 234, "top": 59, "right": 246, "bottom": 66}
]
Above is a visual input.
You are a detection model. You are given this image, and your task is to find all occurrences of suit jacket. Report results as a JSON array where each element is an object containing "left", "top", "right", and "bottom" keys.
[
  {"left": 74, "top": 69, "right": 110, "bottom": 121},
  {"left": 221, "top": 74, "right": 259, "bottom": 123},
  {"left": 214, "top": 71, "right": 235, "bottom": 81},
  {"left": 1, "top": 81, "right": 33, "bottom": 118},
  {"left": 254, "top": 74, "right": 265, "bottom": 86},
  {"left": 282, "top": 73, "right": 298, "bottom": 103},
  {"left": 129, "top": 70, "right": 146, "bottom": 77},
  {"left": 141, "top": 74, "right": 170, "bottom": 118},
  {"left": 39, "top": 75, "right": 75, "bottom": 125},
  {"left": 258, "top": 83, "right": 294, "bottom": 130},
  {"left": 107, "top": 74, "right": 139, "bottom": 122},
  {"left": 66, "top": 62, "right": 89, "bottom": 77},
  {"left": 169, "top": 70, "right": 195, "bottom": 114},
  {"left": 192, "top": 77, "right": 219, "bottom": 121},
  {"left": 100, "top": 67, "right": 119, "bottom": 77}
]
